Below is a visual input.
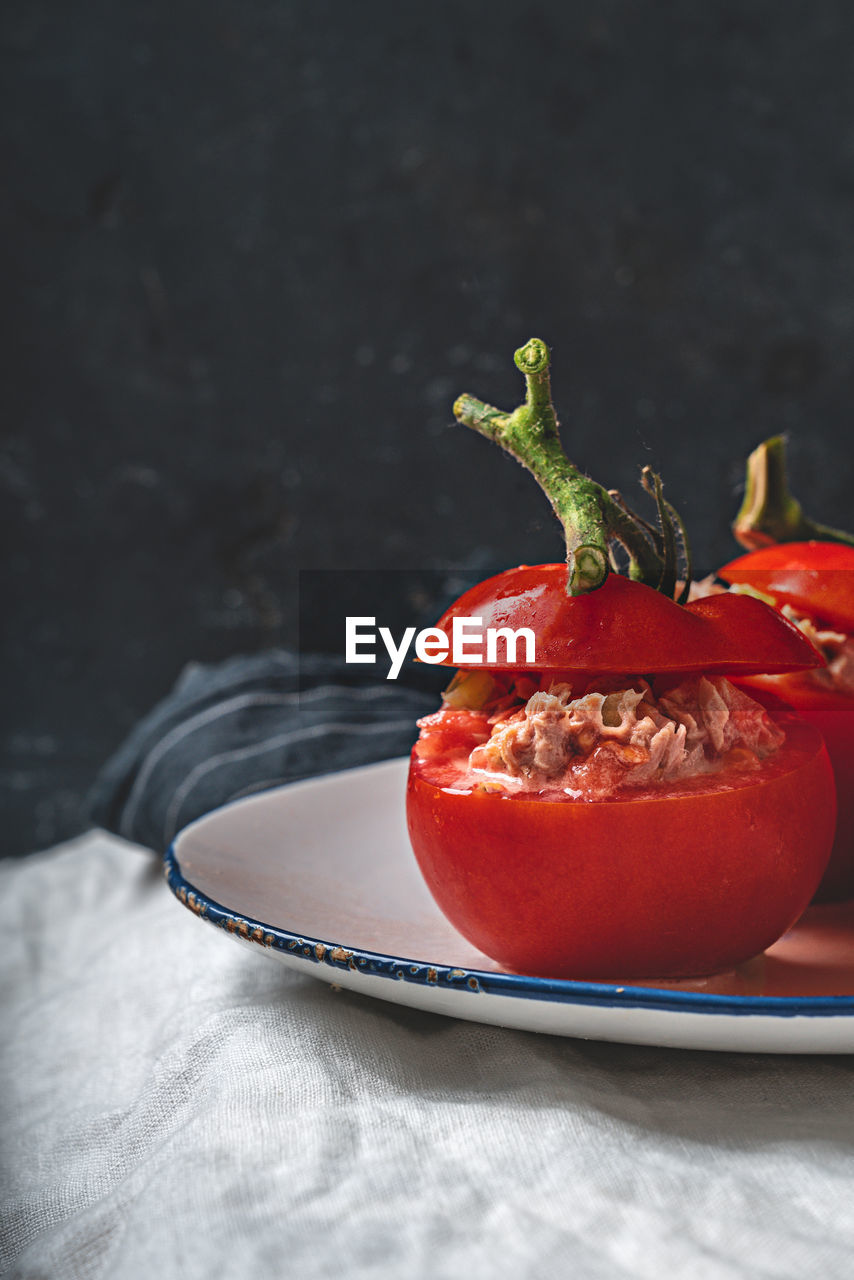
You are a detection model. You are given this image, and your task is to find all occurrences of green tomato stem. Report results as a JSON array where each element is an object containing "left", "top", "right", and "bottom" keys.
[
  {"left": 453, "top": 338, "right": 682, "bottom": 596},
  {"left": 733, "top": 436, "right": 854, "bottom": 550}
]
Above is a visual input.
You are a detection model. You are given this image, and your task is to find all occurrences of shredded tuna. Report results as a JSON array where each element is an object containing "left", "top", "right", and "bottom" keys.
[
  {"left": 467, "top": 675, "right": 784, "bottom": 797},
  {"left": 659, "top": 677, "right": 785, "bottom": 758},
  {"left": 780, "top": 606, "right": 854, "bottom": 696}
]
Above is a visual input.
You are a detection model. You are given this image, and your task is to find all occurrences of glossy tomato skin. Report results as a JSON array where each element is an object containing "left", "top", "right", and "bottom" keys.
[
  {"left": 801, "top": 705, "right": 854, "bottom": 901},
  {"left": 720, "top": 542, "right": 854, "bottom": 632},
  {"left": 406, "top": 714, "right": 835, "bottom": 979},
  {"left": 435, "top": 566, "right": 823, "bottom": 676},
  {"left": 732, "top": 676, "right": 854, "bottom": 902},
  {"left": 719, "top": 543, "right": 854, "bottom": 902}
]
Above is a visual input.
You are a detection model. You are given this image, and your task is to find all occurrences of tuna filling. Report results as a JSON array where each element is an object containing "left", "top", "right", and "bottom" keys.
[{"left": 416, "top": 675, "right": 785, "bottom": 800}]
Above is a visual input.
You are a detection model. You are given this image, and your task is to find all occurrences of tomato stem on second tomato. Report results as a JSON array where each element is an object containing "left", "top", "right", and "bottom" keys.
[
  {"left": 453, "top": 338, "right": 690, "bottom": 598},
  {"left": 734, "top": 436, "right": 854, "bottom": 551}
]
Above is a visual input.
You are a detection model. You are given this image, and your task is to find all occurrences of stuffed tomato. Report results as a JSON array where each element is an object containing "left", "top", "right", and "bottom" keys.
[
  {"left": 409, "top": 341, "right": 835, "bottom": 979},
  {"left": 406, "top": 567, "right": 835, "bottom": 979},
  {"left": 719, "top": 541, "right": 854, "bottom": 901}
]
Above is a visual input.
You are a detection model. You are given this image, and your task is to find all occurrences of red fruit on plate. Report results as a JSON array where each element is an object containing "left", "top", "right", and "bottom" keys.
[
  {"left": 408, "top": 710, "right": 834, "bottom": 979},
  {"left": 405, "top": 344, "right": 835, "bottom": 977},
  {"left": 720, "top": 541, "right": 854, "bottom": 901}
]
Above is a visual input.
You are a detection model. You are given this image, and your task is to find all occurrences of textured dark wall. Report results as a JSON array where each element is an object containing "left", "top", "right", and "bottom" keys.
[{"left": 4, "top": 1, "right": 854, "bottom": 853}]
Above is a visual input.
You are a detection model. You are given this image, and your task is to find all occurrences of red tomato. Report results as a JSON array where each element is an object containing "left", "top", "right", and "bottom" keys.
[
  {"left": 406, "top": 563, "right": 835, "bottom": 977},
  {"left": 719, "top": 542, "right": 854, "bottom": 902},
  {"left": 435, "top": 565, "right": 823, "bottom": 675},
  {"left": 407, "top": 711, "right": 835, "bottom": 979},
  {"left": 720, "top": 542, "right": 854, "bottom": 632}
]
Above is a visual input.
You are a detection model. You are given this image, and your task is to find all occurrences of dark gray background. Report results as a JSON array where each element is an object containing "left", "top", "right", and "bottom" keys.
[{"left": 3, "top": 1, "right": 853, "bottom": 854}]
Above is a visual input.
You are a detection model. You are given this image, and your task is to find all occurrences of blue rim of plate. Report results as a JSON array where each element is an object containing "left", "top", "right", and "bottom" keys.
[{"left": 164, "top": 844, "right": 854, "bottom": 1019}]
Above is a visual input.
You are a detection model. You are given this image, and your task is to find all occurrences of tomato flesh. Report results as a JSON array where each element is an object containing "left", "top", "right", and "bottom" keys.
[{"left": 406, "top": 711, "right": 835, "bottom": 979}]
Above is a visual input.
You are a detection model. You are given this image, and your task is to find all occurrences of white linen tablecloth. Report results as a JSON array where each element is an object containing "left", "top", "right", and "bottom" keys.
[{"left": 3, "top": 832, "right": 854, "bottom": 1280}]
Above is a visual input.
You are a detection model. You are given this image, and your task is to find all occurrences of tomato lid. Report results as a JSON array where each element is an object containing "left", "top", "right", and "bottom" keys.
[
  {"left": 435, "top": 564, "right": 824, "bottom": 675},
  {"left": 719, "top": 541, "right": 854, "bottom": 633}
]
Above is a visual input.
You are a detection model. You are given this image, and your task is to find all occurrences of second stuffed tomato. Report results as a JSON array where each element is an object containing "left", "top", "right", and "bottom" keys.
[
  {"left": 720, "top": 542, "right": 854, "bottom": 902},
  {"left": 406, "top": 567, "right": 836, "bottom": 979}
]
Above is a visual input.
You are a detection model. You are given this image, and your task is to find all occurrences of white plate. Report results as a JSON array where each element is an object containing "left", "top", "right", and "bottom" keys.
[{"left": 167, "top": 758, "right": 854, "bottom": 1053}]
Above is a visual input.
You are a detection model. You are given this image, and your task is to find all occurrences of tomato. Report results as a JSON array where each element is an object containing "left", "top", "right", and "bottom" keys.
[
  {"left": 720, "top": 542, "right": 854, "bottom": 632},
  {"left": 407, "top": 710, "right": 834, "bottom": 979},
  {"left": 407, "top": 343, "right": 838, "bottom": 977},
  {"left": 719, "top": 542, "right": 854, "bottom": 902},
  {"left": 435, "top": 564, "right": 824, "bottom": 675},
  {"left": 405, "top": 564, "right": 834, "bottom": 978}
]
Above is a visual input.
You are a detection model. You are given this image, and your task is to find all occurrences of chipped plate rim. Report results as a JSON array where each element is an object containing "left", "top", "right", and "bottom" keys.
[{"left": 164, "top": 765, "right": 854, "bottom": 1024}]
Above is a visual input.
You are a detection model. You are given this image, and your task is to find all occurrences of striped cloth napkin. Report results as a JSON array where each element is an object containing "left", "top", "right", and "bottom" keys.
[{"left": 88, "top": 651, "right": 436, "bottom": 852}]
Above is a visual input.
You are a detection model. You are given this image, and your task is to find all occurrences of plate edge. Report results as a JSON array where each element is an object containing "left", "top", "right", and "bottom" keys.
[{"left": 163, "top": 843, "right": 854, "bottom": 1020}]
